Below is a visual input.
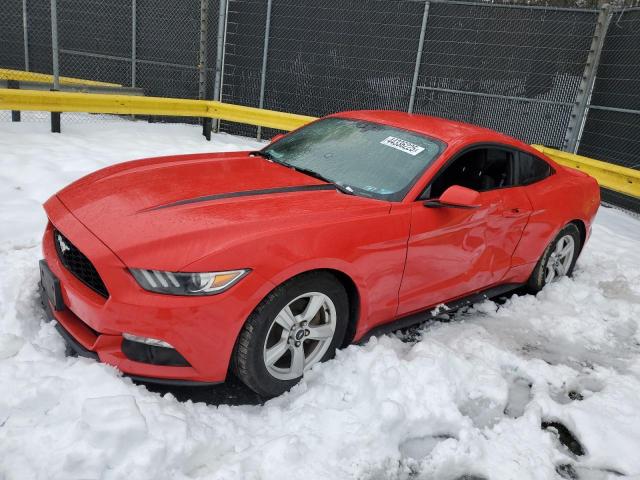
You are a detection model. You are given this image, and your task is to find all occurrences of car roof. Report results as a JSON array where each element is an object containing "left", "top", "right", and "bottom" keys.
[{"left": 332, "top": 110, "right": 527, "bottom": 148}]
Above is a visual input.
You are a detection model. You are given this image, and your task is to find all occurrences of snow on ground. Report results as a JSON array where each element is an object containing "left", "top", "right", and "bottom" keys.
[{"left": 1, "top": 115, "right": 640, "bottom": 480}]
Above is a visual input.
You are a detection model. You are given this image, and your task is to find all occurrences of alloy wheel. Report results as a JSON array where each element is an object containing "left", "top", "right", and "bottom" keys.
[
  {"left": 545, "top": 234, "right": 575, "bottom": 283},
  {"left": 262, "top": 292, "right": 337, "bottom": 380}
]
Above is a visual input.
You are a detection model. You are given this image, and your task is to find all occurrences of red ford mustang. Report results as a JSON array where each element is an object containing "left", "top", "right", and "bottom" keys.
[{"left": 40, "top": 111, "right": 600, "bottom": 396}]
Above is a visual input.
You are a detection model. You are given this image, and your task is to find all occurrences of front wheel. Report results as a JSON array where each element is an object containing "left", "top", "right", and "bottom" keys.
[
  {"left": 232, "top": 272, "right": 348, "bottom": 397},
  {"left": 527, "top": 223, "right": 581, "bottom": 293}
]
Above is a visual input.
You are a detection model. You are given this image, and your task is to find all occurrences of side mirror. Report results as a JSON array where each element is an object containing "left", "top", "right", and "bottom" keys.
[
  {"left": 423, "top": 185, "right": 481, "bottom": 209},
  {"left": 270, "top": 133, "right": 286, "bottom": 143}
]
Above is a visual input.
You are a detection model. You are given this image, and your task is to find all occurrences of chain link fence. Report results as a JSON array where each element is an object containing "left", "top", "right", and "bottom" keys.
[
  {"left": 0, "top": 0, "right": 26, "bottom": 71},
  {"left": 58, "top": 0, "right": 132, "bottom": 87},
  {"left": 0, "top": 0, "right": 221, "bottom": 124},
  {"left": 220, "top": 0, "right": 268, "bottom": 136},
  {"left": 413, "top": 3, "right": 598, "bottom": 147},
  {"left": 578, "top": 7, "right": 640, "bottom": 169},
  {"left": 0, "top": 0, "right": 638, "bottom": 191}
]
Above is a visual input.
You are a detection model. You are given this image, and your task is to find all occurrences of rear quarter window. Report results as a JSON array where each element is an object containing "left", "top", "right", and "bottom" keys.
[{"left": 519, "top": 153, "right": 552, "bottom": 185}]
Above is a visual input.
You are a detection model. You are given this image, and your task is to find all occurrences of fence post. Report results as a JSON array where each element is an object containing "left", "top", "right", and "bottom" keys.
[
  {"left": 408, "top": 0, "right": 430, "bottom": 114},
  {"left": 131, "top": 0, "right": 137, "bottom": 88},
  {"left": 563, "top": 4, "right": 612, "bottom": 153},
  {"left": 212, "top": 0, "right": 229, "bottom": 133},
  {"left": 199, "top": 0, "right": 212, "bottom": 140},
  {"left": 50, "top": 0, "right": 61, "bottom": 133},
  {"left": 22, "top": 0, "right": 30, "bottom": 71},
  {"left": 256, "top": 0, "right": 273, "bottom": 141}
]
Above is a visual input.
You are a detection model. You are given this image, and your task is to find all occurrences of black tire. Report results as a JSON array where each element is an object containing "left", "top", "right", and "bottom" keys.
[
  {"left": 526, "top": 223, "right": 582, "bottom": 293},
  {"left": 232, "top": 271, "right": 349, "bottom": 397}
]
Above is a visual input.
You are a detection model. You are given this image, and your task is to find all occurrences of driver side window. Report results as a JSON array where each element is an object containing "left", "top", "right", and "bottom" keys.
[{"left": 422, "top": 147, "right": 515, "bottom": 199}]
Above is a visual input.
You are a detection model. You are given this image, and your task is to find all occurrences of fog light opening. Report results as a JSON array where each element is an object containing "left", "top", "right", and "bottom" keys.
[
  {"left": 121, "top": 337, "right": 190, "bottom": 367},
  {"left": 123, "top": 333, "right": 173, "bottom": 349}
]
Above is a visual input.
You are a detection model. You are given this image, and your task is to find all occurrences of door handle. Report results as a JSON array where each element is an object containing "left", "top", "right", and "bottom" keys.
[{"left": 502, "top": 208, "right": 529, "bottom": 218}]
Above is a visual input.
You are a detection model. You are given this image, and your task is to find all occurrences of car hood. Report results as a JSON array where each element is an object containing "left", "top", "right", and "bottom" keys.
[{"left": 56, "top": 151, "right": 388, "bottom": 270}]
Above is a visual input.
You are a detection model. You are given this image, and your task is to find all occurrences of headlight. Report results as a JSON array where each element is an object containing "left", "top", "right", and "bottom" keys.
[{"left": 130, "top": 268, "right": 250, "bottom": 295}]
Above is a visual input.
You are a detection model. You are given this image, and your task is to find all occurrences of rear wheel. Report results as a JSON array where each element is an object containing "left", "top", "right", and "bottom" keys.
[
  {"left": 233, "top": 272, "right": 348, "bottom": 397},
  {"left": 527, "top": 223, "right": 581, "bottom": 293}
]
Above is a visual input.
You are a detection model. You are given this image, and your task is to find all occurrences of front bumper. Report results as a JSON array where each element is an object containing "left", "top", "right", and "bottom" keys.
[
  {"left": 41, "top": 195, "right": 274, "bottom": 384},
  {"left": 39, "top": 282, "right": 216, "bottom": 386}
]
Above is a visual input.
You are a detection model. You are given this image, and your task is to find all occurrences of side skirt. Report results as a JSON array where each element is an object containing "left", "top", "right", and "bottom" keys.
[{"left": 358, "top": 283, "right": 522, "bottom": 344}]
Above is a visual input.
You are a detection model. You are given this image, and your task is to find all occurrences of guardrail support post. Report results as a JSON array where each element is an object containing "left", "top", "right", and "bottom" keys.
[
  {"left": 212, "top": 0, "right": 228, "bottom": 133},
  {"left": 8, "top": 80, "right": 21, "bottom": 122},
  {"left": 199, "top": 0, "right": 212, "bottom": 140},
  {"left": 202, "top": 118, "right": 212, "bottom": 141},
  {"left": 408, "top": 0, "right": 430, "bottom": 114},
  {"left": 563, "top": 4, "right": 612, "bottom": 153},
  {"left": 256, "top": 0, "right": 273, "bottom": 141},
  {"left": 50, "top": 0, "right": 61, "bottom": 133}
]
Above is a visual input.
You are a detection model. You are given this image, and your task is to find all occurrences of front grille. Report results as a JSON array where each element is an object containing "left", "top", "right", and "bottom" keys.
[{"left": 53, "top": 229, "right": 109, "bottom": 298}]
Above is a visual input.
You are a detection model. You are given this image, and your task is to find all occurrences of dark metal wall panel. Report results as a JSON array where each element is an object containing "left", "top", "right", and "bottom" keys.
[
  {"left": 589, "top": 9, "right": 640, "bottom": 111},
  {"left": 221, "top": 0, "right": 426, "bottom": 136},
  {"left": 59, "top": 0, "right": 131, "bottom": 58},
  {"left": 413, "top": 3, "right": 597, "bottom": 145},
  {"left": 25, "top": 0, "right": 53, "bottom": 75},
  {"left": 413, "top": 89, "right": 574, "bottom": 148},
  {"left": 601, "top": 189, "right": 640, "bottom": 214},
  {"left": 219, "top": 0, "right": 267, "bottom": 137},
  {"left": 579, "top": 109, "right": 640, "bottom": 169},
  {"left": 136, "top": 0, "right": 200, "bottom": 66},
  {"left": 57, "top": 0, "right": 132, "bottom": 86},
  {"left": 54, "top": 0, "right": 218, "bottom": 100},
  {"left": 578, "top": 9, "right": 640, "bottom": 169},
  {"left": 136, "top": 62, "right": 200, "bottom": 100},
  {"left": 63, "top": 53, "right": 132, "bottom": 86},
  {"left": 419, "top": 5, "right": 595, "bottom": 102},
  {"left": 0, "top": 0, "right": 25, "bottom": 70},
  {"left": 263, "top": 0, "right": 424, "bottom": 114}
]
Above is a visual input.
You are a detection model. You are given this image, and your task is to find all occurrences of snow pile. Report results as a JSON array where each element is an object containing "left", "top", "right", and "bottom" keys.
[{"left": 2, "top": 116, "right": 640, "bottom": 480}]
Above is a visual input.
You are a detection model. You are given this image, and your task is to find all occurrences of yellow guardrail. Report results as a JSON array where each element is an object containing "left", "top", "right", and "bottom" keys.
[
  {"left": 532, "top": 145, "right": 640, "bottom": 199},
  {"left": 0, "top": 87, "right": 637, "bottom": 198},
  {"left": 0, "top": 88, "right": 316, "bottom": 131},
  {"left": 0, "top": 68, "right": 122, "bottom": 87}
]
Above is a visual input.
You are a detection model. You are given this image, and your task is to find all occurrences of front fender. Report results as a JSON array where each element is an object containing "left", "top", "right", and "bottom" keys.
[{"left": 183, "top": 206, "right": 410, "bottom": 342}]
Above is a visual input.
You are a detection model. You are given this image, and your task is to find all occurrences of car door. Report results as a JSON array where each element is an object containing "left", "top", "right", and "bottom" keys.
[{"left": 397, "top": 145, "right": 532, "bottom": 316}]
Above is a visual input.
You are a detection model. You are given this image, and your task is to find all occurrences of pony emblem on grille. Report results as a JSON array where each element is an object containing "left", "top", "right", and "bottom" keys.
[{"left": 56, "top": 233, "right": 71, "bottom": 254}]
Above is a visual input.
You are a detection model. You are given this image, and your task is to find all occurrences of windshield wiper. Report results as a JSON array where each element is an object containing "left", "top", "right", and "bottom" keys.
[
  {"left": 287, "top": 165, "right": 355, "bottom": 196},
  {"left": 252, "top": 151, "right": 354, "bottom": 195},
  {"left": 250, "top": 150, "right": 273, "bottom": 160}
]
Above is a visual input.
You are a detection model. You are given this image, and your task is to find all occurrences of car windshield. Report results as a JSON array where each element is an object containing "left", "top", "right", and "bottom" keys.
[{"left": 261, "top": 117, "right": 444, "bottom": 201}]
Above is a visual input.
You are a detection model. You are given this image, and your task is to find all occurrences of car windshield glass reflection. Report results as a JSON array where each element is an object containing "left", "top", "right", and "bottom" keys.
[{"left": 262, "top": 118, "right": 444, "bottom": 201}]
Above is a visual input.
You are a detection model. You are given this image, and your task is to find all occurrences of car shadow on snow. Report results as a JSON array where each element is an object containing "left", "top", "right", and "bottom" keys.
[{"left": 138, "top": 374, "right": 267, "bottom": 406}]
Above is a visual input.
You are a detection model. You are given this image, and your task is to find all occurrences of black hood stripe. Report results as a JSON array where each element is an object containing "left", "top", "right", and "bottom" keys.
[{"left": 148, "top": 184, "right": 336, "bottom": 211}]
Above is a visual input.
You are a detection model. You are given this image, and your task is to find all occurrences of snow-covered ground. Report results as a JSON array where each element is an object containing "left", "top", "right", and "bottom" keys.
[{"left": 1, "top": 115, "right": 640, "bottom": 480}]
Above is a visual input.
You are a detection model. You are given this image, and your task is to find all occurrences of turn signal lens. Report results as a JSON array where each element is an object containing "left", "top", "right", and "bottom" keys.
[{"left": 130, "top": 268, "right": 250, "bottom": 296}]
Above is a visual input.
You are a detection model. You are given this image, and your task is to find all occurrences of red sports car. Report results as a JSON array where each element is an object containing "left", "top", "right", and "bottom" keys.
[{"left": 40, "top": 111, "right": 600, "bottom": 396}]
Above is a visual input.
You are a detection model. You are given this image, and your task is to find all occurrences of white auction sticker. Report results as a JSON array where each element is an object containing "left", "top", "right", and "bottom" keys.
[{"left": 380, "top": 136, "right": 425, "bottom": 156}]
